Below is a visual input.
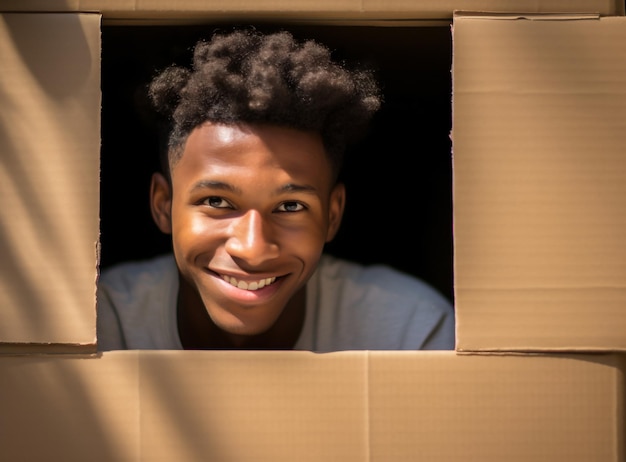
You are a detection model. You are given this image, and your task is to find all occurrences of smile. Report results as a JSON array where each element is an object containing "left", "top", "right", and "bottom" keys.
[{"left": 221, "top": 275, "right": 278, "bottom": 291}]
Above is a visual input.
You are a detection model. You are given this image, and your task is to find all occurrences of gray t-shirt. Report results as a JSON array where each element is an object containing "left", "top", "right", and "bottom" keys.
[{"left": 96, "top": 254, "right": 455, "bottom": 352}]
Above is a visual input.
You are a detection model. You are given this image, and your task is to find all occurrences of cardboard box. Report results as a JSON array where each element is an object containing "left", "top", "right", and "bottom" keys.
[
  {"left": 1, "top": 6, "right": 626, "bottom": 462},
  {"left": 453, "top": 13, "right": 626, "bottom": 352},
  {"left": 0, "top": 351, "right": 623, "bottom": 461}
]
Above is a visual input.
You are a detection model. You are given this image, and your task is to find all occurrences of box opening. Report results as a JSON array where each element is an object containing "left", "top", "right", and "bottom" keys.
[{"left": 99, "top": 22, "right": 455, "bottom": 304}]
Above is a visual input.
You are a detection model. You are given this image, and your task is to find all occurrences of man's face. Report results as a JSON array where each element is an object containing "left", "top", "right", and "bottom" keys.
[{"left": 155, "top": 122, "right": 344, "bottom": 337}]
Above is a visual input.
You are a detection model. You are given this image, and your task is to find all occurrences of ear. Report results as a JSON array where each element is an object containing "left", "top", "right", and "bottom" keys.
[
  {"left": 325, "top": 182, "right": 346, "bottom": 242},
  {"left": 150, "top": 172, "right": 173, "bottom": 235}
]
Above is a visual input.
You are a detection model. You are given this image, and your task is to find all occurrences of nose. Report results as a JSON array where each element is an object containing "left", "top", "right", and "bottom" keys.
[{"left": 225, "top": 210, "right": 279, "bottom": 266}]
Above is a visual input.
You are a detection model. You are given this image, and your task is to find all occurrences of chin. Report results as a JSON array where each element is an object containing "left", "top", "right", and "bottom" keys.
[
  {"left": 223, "top": 324, "right": 269, "bottom": 337},
  {"left": 213, "top": 312, "right": 276, "bottom": 337}
]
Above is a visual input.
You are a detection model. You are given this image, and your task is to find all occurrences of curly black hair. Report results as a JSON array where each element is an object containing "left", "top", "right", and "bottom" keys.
[{"left": 148, "top": 28, "right": 381, "bottom": 178}]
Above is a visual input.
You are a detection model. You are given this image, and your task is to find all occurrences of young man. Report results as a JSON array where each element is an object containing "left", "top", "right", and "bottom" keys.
[{"left": 97, "top": 29, "right": 455, "bottom": 351}]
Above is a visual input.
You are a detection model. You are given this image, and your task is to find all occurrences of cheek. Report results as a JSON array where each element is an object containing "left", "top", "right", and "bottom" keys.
[
  {"left": 280, "top": 204, "right": 332, "bottom": 246},
  {"left": 277, "top": 220, "right": 328, "bottom": 256},
  {"left": 170, "top": 207, "right": 224, "bottom": 257},
  {"left": 280, "top": 227, "right": 327, "bottom": 282}
]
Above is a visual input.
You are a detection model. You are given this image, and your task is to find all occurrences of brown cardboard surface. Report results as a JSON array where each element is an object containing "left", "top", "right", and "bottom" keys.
[
  {"left": 0, "top": 351, "right": 623, "bottom": 461},
  {"left": 0, "top": 351, "right": 139, "bottom": 461},
  {"left": 0, "top": 0, "right": 623, "bottom": 21},
  {"left": 0, "top": 13, "right": 101, "bottom": 346},
  {"left": 138, "top": 351, "right": 368, "bottom": 461},
  {"left": 362, "top": 0, "right": 623, "bottom": 17},
  {"left": 369, "top": 351, "right": 625, "bottom": 461},
  {"left": 453, "top": 14, "right": 626, "bottom": 351}
]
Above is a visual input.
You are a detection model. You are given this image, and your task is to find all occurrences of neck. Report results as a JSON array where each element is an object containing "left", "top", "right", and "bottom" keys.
[{"left": 176, "top": 275, "right": 306, "bottom": 350}]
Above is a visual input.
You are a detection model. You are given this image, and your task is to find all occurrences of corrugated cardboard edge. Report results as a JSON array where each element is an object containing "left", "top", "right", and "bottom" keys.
[
  {"left": 0, "top": 343, "right": 99, "bottom": 355},
  {"left": 456, "top": 349, "right": 626, "bottom": 356},
  {"left": 617, "top": 354, "right": 626, "bottom": 462},
  {"left": 453, "top": 11, "right": 601, "bottom": 20},
  {"left": 364, "top": 351, "right": 371, "bottom": 462},
  {"left": 457, "top": 347, "right": 626, "bottom": 354}
]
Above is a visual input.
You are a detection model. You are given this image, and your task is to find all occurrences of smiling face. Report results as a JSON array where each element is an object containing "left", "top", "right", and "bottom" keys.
[{"left": 150, "top": 122, "right": 345, "bottom": 344}]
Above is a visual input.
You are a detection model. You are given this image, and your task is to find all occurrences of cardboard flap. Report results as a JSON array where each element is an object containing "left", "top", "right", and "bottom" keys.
[
  {"left": 0, "top": 1, "right": 623, "bottom": 21},
  {"left": 0, "top": 351, "right": 623, "bottom": 461},
  {"left": 452, "top": 15, "right": 626, "bottom": 351},
  {"left": 0, "top": 13, "right": 101, "bottom": 346}
]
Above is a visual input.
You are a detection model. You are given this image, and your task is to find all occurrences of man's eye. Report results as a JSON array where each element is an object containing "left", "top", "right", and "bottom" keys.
[
  {"left": 276, "top": 201, "right": 305, "bottom": 212},
  {"left": 203, "top": 196, "right": 231, "bottom": 208}
]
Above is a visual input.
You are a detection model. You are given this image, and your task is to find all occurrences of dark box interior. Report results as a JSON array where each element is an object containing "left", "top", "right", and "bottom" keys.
[{"left": 100, "top": 22, "right": 454, "bottom": 303}]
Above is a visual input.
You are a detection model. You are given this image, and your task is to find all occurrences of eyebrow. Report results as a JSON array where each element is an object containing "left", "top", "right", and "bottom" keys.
[
  {"left": 277, "top": 183, "right": 318, "bottom": 195},
  {"left": 190, "top": 180, "right": 241, "bottom": 195},
  {"left": 190, "top": 180, "right": 318, "bottom": 196}
]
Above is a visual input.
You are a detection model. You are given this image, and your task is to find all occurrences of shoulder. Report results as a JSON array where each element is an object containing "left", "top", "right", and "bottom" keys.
[
  {"left": 312, "top": 254, "right": 455, "bottom": 350},
  {"left": 317, "top": 254, "right": 450, "bottom": 305},
  {"left": 97, "top": 253, "right": 178, "bottom": 324},
  {"left": 96, "top": 254, "right": 180, "bottom": 351},
  {"left": 98, "top": 254, "right": 177, "bottom": 294}
]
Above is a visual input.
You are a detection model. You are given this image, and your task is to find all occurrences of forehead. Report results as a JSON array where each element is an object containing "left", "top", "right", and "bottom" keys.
[{"left": 172, "top": 122, "right": 334, "bottom": 188}]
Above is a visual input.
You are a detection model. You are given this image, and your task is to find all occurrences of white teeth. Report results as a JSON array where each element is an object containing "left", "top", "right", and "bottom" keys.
[{"left": 222, "top": 275, "right": 277, "bottom": 291}]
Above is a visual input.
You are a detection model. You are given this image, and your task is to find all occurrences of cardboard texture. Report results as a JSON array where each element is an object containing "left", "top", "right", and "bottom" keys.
[
  {"left": 0, "top": 0, "right": 623, "bottom": 21},
  {"left": 453, "top": 14, "right": 626, "bottom": 352},
  {"left": 0, "top": 13, "right": 101, "bottom": 346},
  {"left": 2, "top": 9, "right": 626, "bottom": 462},
  {"left": 0, "top": 351, "right": 623, "bottom": 462}
]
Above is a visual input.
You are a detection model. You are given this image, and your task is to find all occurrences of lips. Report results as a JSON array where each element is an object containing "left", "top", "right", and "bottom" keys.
[{"left": 221, "top": 274, "right": 278, "bottom": 291}]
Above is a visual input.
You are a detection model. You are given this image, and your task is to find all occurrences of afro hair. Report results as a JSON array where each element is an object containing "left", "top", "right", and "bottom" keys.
[{"left": 148, "top": 28, "right": 381, "bottom": 177}]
